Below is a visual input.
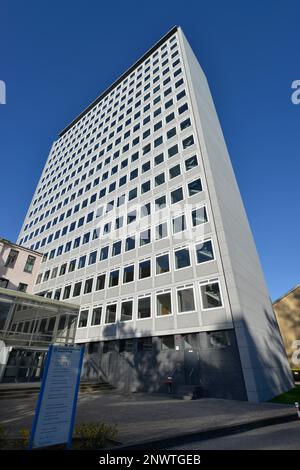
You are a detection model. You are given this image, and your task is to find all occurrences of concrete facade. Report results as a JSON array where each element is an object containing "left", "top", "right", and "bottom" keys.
[{"left": 16, "top": 26, "right": 293, "bottom": 400}]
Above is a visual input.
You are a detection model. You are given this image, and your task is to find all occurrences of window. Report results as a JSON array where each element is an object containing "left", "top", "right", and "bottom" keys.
[
  {"left": 161, "top": 335, "right": 175, "bottom": 350},
  {"left": 67, "top": 259, "right": 76, "bottom": 273},
  {"left": 180, "top": 117, "right": 191, "bottom": 130},
  {"left": 115, "top": 216, "right": 123, "bottom": 229},
  {"left": 154, "top": 153, "right": 164, "bottom": 165},
  {"left": 182, "top": 135, "right": 194, "bottom": 149},
  {"left": 109, "top": 270, "right": 119, "bottom": 287},
  {"left": 91, "top": 307, "right": 102, "bottom": 326},
  {"left": 127, "top": 210, "right": 136, "bottom": 224},
  {"left": 112, "top": 241, "right": 122, "bottom": 256},
  {"left": 120, "top": 300, "right": 133, "bottom": 322},
  {"left": 119, "top": 338, "right": 134, "bottom": 352},
  {"left": 168, "top": 144, "right": 178, "bottom": 158},
  {"left": 188, "top": 178, "right": 202, "bottom": 196},
  {"left": 59, "top": 264, "right": 67, "bottom": 275},
  {"left": 125, "top": 236, "right": 135, "bottom": 251},
  {"left": 208, "top": 331, "right": 231, "bottom": 348},
  {"left": 155, "top": 222, "right": 168, "bottom": 240},
  {"left": 74, "top": 237, "right": 80, "bottom": 248},
  {"left": 89, "top": 251, "right": 97, "bottom": 265},
  {"left": 24, "top": 255, "right": 36, "bottom": 273},
  {"left": 96, "top": 274, "right": 105, "bottom": 290},
  {"left": 178, "top": 102, "right": 188, "bottom": 114},
  {"left": 78, "top": 310, "right": 88, "bottom": 328},
  {"left": 51, "top": 267, "right": 58, "bottom": 278},
  {"left": 5, "top": 249, "right": 18, "bottom": 268},
  {"left": 166, "top": 112, "right": 175, "bottom": 123},
  {"left": 139, "top": 259, "right": 151, "bottom": 279},
  {"left": 141, "top": 202, "right": 151, "bottom": 217},
  {"left": 174, "top": 248, "right": 191, "bottom": 269},
  {"left": 83, "top": 232, "right": 90, "bottom": 244},
  {"left": 137, "top": 337, "right": 153, "bottom": 351},
  {"left": 155, "top": 172, "right": 165, "bottom": 186},
  {"left": 84, "top": 278, "right": 93, "bottom": 294},
  {"left": 73, "top": 282, "right": 82, "bottom": 297},
  {"left": 141, "top": 180, "right": 151, "bottom": 193},
  {"left": 18, "top": 283, "right": 28, "bottom": 293},
  {"left": 140, "top": 229, "right": 151, "bottom": 246},
  {"left": 63, "top": 285, "right": 71, "bottom": 299},
  {"left": 185, "top": 155, "right": 198, "bottom": 171},
  {"left": 128, "top": 187, "right": 137, "bottom": 200},
  {"left": 123, "top": 265, "right": 134, "bottom": 283},
  {"left": 200, "top": 281, "right": 223, "bottom": 309},
  {"left": 171, "top": 187, "right": 183, "bottom": 204},
  {"left": 155, "top": 195, "right": 166, "bottom": 210},
  {"left": 78, "top": 256, "right": 86, "bottom": 269},
  {"left": 117, "top": 194, "right": 125, "bottom": 206},
  {"left": 137, "top": 297, "right": 151, "bottom": 319},
  {"left": 100, "top": 246, "right": 109, "bottom": 260},
  {"left": 167, "top": 127, "right": 176, "bottom": 139},
  {"left": 157, "top": 292, "right": 172, "bottom": 316},
  {"left": 156, "top": 254, "right": 169, "bottom": 274},
  {"left": 192, "top": 206, "right": 208, "bottom": 226},
  {"left": 172, "top": 214, "right": 186, "bottom": 234},
  {"left": 0, "top": 278, "right": 9, "bottom": 288},
  {"left": 105, "top": 304, "right": 116, "bottom": 324},
  {"left": 169, "top": 164, "right": 181, "bottom": 179},
  {"left": 177, "top": 287, "right": 195, "bottom": 312},
  {"left": 196, "top": 240, "right": 214, "bottom": 264},
  {"left": 54, "top": 288, "right": 61, "bottom": 300},
  {"left": 142, "top": 161, "right": 150, "bottom": 173}
]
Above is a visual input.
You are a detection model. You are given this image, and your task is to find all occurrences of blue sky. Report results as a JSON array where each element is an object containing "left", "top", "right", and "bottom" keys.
[{"left": 0, "top": 0, "right": 299, "bottom": 300}]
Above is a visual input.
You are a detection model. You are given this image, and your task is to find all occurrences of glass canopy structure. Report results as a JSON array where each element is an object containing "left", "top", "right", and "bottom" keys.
[{"left": 0, "top": 287, "right": 79, "bottom": 382}]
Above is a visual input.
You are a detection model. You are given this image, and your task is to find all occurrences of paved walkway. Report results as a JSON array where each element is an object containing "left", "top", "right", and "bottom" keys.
[
  {"left": 0, "top": 391, "right": 297, "bottom": 446},
  {"left": 168, "top": 421, "right": 300, "bottom": 450}
]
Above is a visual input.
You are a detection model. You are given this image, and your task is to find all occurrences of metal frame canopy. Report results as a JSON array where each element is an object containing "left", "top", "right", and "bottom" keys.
[{"left": 0, "top": 287, "right": 79, "bottom": 348}]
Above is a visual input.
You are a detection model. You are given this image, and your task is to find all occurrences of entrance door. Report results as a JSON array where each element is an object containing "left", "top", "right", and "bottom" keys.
[{"left": 184, "top": 350, "right": 200, "bottom": 385}]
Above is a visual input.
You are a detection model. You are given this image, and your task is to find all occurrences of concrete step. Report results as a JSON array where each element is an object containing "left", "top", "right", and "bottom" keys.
[{"left": 0, "top": 381, "right": 114, "bottom": 399}]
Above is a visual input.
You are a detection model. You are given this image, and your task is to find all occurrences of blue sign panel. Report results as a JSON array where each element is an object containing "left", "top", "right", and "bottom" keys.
[{"left": 29, "top": 344, "right": 84, "bottom": 449}]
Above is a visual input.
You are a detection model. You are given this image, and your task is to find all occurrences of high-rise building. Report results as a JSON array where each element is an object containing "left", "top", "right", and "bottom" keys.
[{"left": 17, "top": 26, "right": 293, "bottom": 401}]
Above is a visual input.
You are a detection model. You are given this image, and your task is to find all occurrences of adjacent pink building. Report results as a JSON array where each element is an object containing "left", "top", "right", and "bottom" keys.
[{"left": 0, "top": 238, "right": 42, "bottom": 293}]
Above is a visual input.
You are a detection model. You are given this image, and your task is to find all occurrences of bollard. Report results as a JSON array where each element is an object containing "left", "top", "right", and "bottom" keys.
[{"left": 295, "top": 402, "right": 300, "bottom": 418}]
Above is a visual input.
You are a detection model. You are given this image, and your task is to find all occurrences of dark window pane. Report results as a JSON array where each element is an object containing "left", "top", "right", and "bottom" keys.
[{"left": 196, "top": 240, "right": 214, "bottom": 263}]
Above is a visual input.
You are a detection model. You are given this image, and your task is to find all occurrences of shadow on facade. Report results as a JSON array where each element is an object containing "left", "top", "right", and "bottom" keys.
[
  {"left": 232, "top": 307, "right": 294, "bottom": 402},
  {"left": 81, "top": 321, "right": 251, "bottom": 400}
]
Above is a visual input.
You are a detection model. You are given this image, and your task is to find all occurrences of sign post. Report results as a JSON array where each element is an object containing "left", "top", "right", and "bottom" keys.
[{"left": 29, "top": 344, "right": 84, "bottom": 449}]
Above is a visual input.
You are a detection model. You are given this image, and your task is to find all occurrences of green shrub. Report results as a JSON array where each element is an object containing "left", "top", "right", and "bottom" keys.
[
  {"left": 20, "top": 428, "right": 30, "bottom": 448},
  {"left": 74, "top": 422, "right": 118, "bottom": 449}
]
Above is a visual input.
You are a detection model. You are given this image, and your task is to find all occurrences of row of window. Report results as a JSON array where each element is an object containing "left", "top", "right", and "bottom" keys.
[
  {"left": 37, "top": 238, "right": 215, "bottom": 296},
  {"left": 24, "top": 153, "right": 200, "bottom": 255},
  {"left": 47, "top": 35, "right": 179, "bottom": 169},
  {"left": 38, "top": 79, "right": 186, "bottom": 200},
  {"left": 32, "top": 57, "right": 184, "bottom": 211},
  {"left": 25, "top": 106, "right": 190, "bottom": 240},
  {"left": 43, "top": 67, "right": 184, "bottom": 188},
  {"left": 38, "top": 176, "right": 203, "bottom": 263},
  {"left": 23, "top": 103, "right": 191, "bottom": 239},
  {"left": 23, "top": 124, "right": 195, "bottom": 241},
  {"left": 37, "top": 205, "right": 210, "bottom": 282},
  {"left": 4, "top": 249, "right": 36, "bottom": 273},
  {"left": 77, "top": 279, "right": 224, "bottom": 328}
]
